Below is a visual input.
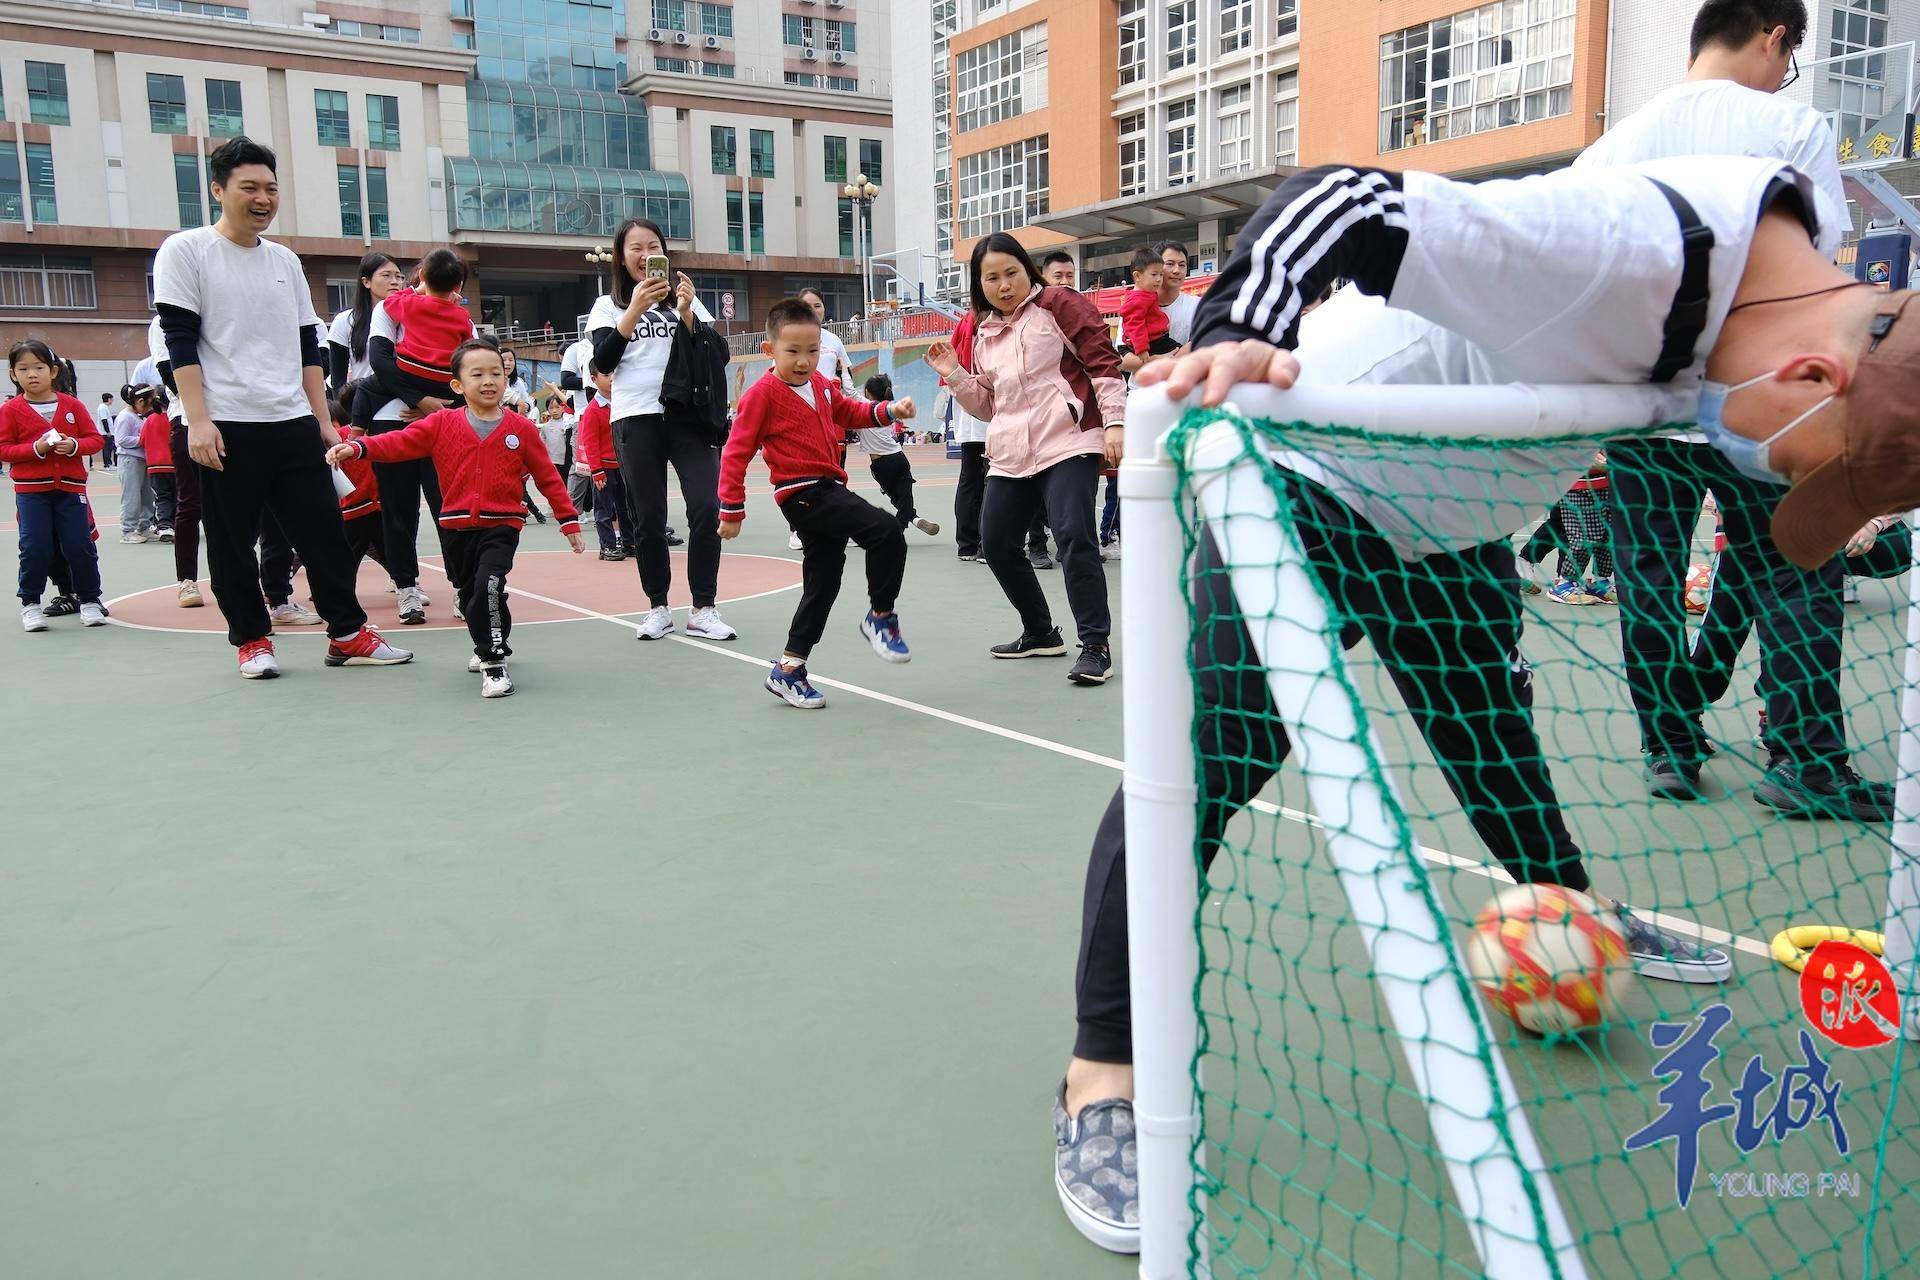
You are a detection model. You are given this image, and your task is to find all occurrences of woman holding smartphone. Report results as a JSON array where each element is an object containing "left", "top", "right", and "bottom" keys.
[{"left": 586, "top": 218, "right": 734, "bottom": 642}]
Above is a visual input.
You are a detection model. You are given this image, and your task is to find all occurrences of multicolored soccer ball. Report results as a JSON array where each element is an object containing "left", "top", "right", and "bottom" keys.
[
  {"left": 1465, "top": 884, "right": 1631, "bottom": 1035},
  {"left": 1683, "top": 562, "right": 1715, "bottom": 614}
]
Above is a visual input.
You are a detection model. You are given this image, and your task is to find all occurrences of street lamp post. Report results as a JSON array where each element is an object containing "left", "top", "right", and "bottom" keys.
[{"left": 842, "top": 172, "right": 880, "bottom": 317}]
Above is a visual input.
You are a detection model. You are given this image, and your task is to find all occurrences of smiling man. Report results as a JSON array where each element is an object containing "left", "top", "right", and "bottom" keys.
[{"left": 154, "top": 136, "right": 412, "bottom": 680}]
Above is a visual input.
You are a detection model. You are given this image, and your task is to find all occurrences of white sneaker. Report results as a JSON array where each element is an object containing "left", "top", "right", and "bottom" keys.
[
  {"left": 636, "top": 605, "right": 675, "bottom": 640},
  {"left": 1100, "top": 541, "right": 1121, "bottom": 561},
  {"left": 21, "top": 604, "right": 47, "bottom": 633},
  {"left": 269, "top": 601, "right": 323, "bottom": 627},
  {"left": 417, "top": 588, "right": 432, "bottom": 608},
  {"left": 468, "top": 654, "right": 486, "bottom": 673},
  {"left": 481, "top": 666, "right": 514, "bottom": 698},
  {"left": 120, "top": 532, "right": 147, "bottom": 544},
  {"left": 686, "top": 605, "right": 736, "bottom": 640},
  {"left": 237, "top": 638, "right": 280, "bottom": 679},
  {"left": 79, "top": 602, "right": 108, "bottom": 627},
  {"left": 396, "top": 585, "right": 428, "bottom": 625},
  {"left": 178, "top": 579, "right": 203, "bottom": 608},
  {"left": 156, "top": 526, "right": 175, "bottom": 543},
  {"left": 787, "top": 530, "right": 803, "bottom": 550}
]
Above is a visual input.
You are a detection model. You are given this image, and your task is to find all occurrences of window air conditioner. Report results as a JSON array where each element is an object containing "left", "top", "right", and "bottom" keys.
[
  {"left": 802, "top": 46, "right": 818, "bottom": 60},
  {"left": 646, "top": 27, "right": 664, "bottom": 41},
  {"left": 703, "top": 34, "right": 721, "bottom": 49},
  {"left": 829, "top": 51, "right": 846, "bottom": 64},
  {"left": 673, "top": 31, "right": 690, "bottom": 45}
]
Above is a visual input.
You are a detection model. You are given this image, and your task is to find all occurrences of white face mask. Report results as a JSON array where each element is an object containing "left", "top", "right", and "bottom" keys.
[{"left": 1695, "top": 366, "right": 1836, "bottom": 485}]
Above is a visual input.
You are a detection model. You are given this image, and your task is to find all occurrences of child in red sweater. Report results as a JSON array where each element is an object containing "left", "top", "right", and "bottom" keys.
[
  {"left": 576, "top": 367, "right": 631, "bottom": 561},
  {"left": 356, "top": 248, "right": 473, "bottom": 429},
  {"left": 1, "top": 340, "right": 107, "bottom": 630},
  {"left": 139, "top": 389, "right": 177, "bottom": 543},
  {"left": 330, "top": 339, "right": 583, "bottom": 699},
  {"left": 326, "top": 398, "right": 386, "bottom": 578},
  {"left": 718, "top": 299, "right": 919, "bottom": 709},
  {"left": 1117, "top": 248, "right": 1178, "bottom": 360}
]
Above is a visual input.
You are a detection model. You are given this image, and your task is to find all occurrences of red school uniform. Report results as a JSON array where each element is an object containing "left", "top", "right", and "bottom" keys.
[
  {"left": 347, "top": 406, "right": 580, "bottom": 535},
  {"left": 0, "top": 393, "right": 103, "bottom": 493},
  {"left": 141, "top": 411, "right": 174, "bottom": 474},
  {"left": 717, "top": 369, "right": 896, "bottom": 524},
  {"left": 335, "top": 425, "right": 381, "bottom": 518},
  {"left": 575, "top": 398, "right": 618, "bottom": 477}
]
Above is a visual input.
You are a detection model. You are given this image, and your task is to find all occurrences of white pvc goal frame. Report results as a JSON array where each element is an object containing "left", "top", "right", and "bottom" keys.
[{"left": 1117, "top": 379, "right": 1920, "bottom": 1280}]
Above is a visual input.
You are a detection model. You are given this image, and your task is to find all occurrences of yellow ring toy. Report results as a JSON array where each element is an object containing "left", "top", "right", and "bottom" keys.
[{"left": 1770, "top": 925, "right": 1886, "bottom": 973}]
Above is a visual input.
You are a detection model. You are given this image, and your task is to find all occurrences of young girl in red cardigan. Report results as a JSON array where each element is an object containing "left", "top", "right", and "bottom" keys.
[{"left": 1, "top": 341, "right": 108, "bottom": 631}]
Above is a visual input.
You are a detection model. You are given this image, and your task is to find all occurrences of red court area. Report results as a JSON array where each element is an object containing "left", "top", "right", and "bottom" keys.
[{"left": 105, "top": 549, "right": 802, "bottom": 633}]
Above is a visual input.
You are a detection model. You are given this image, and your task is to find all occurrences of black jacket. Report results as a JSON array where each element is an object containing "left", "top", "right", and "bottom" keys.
[{"left": 663, "top": 321, "right": 732, "bottom": 442}]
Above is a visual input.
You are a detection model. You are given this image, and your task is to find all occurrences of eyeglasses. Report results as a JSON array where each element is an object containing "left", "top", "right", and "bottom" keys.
[{"left": 1780, "top": 47, "right": 1800, "bottom": 91}]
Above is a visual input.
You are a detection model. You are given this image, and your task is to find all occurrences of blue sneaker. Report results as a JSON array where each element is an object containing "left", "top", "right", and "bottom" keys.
[
  {"left": 860, "top": 610, "right": 911, "bottom": 664},
  {"left": 1545, "top": 579, "right": 1597, "bottom": 606},
  {"left": 1586, "top": 576, "right": 1617, "bottom": 603},
  {"left": 765, "top": 661, "right": 827, "bottom": 709}
]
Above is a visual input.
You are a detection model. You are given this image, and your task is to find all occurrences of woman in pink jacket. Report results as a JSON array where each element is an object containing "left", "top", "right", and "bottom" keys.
[{"left": 926, "top": 234, "right": 1128, "bottom": 686}]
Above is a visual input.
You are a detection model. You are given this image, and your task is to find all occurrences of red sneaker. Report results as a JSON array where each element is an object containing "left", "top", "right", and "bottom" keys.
[
  {"left": 237, "top": 637, "right": 280, "bottom": 680},
  {"left": 325, "top": 626, "right": 414, "bottom": 667}
]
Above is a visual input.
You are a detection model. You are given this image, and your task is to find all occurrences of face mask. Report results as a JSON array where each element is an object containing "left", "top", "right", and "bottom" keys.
[{"left": 1696, "top": 367, "right": 1836, "bottom": 484}]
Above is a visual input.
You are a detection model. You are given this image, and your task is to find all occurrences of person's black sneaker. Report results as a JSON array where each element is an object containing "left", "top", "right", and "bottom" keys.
[
  {"left": 42, "top": 595, "right": 79, "bottom": 618},
  {"left": 1028, "top": 548, "right": 1055, "bottom": 570},
  {"left": 598, "top": 547, "right": 623, "bottom": 561},
  {"left": 1645, "top": 753, "right": 1704, "bottom": 802},
  {"left": 531, "top": 508, "right": 549, "bottom": 525},
  {"left": 620, "top": 539, "right": 637, "bottom": 557},
  {"left": 990, "top": 627, "right": 1067, "bottom": 659},
  {"left": 1754, "top": 761, "right": 1894, "bottom": 823},
  {"left": 1068, "top": 645, "right": 1113, "bottom": 685},
  {"left": 665, "top": 528, "right": 685, "bottom": 547}
]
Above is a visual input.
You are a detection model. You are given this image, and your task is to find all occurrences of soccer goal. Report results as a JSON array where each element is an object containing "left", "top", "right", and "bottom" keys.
[{"left": 1118, "top": 380, "right": 1920, "bottom": 1280}]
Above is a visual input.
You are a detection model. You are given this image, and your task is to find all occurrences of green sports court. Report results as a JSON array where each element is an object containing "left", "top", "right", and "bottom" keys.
[{"left": 6, "top": 433, "right": 1919, "bottom": 1279}]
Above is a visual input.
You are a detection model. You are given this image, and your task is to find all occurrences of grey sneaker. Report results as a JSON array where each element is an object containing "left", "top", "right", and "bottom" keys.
[
  {"left": 1616, "top": 906, "right": 1732, "bottom": 984},
  {"left": 1053, "top": 1083, "right": 1141, "bottom": 1254},
  {"left": 269, "top": 600, "right": 323, "bottom": 628},
  {"left": 395, "top": 586, "right": 427, "bottom": 625}
]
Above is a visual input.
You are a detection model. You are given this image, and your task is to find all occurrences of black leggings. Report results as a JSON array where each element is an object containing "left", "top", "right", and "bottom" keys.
[
  {"left": 981, "top": 453, "right": 1108, "bottom": 646},
  {"left": 1073, "top": 486, "right": 1588, "bottom": 1063}
]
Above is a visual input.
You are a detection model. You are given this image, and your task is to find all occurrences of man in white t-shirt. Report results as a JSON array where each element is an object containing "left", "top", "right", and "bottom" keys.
[
  {"left": 154, "top": 136, "right": 410, "bottom": 679},
  {"left": 1578, "top": 0, "right": 1883, "bottom": 819},
  {"left": 1152, "top": 240, "right": 1200, "bottom": 345},
  {"left": 1051, "top": 147, "right": 1920, "bottom": 1253}
]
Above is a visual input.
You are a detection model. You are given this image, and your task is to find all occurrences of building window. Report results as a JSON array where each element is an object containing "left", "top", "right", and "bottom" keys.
[
  {"left": 748, "top": 190, "right": 765, "bottom": 253},
  {"left": 1118, "top": 111, "right": 1147, "bottom": 197},
  {"left": 148, "top": 72, "right": 188, "bottom": 135},
  {"left": 315, "top": 89, "right": 351, "bottom": 147},
  {"left": 825, "top": 75, "right": 858, "bottom": 92},
  {"left": 1381, "top": 0, "right": 1576, "bottom": 153},
  {"left": 1217, "top": 83, "right": 1252, "bottom": 173},
  {"left": 750, "top": 128, "right": 775, "bottom": 178},
  {"left": 366, "top": 95, "right": 400, "bottom": 151},
  {"left": 1827, "top": 0, "right": 1894, "bottom": 147},
  {"left": 691, "top": 272, "right": 745, "bottom": 320},
  {"left": 1165, "top": 99, "right": 1196, "bottom": 187},
  {"left": 838, "top": 196, "right": 856, "bottom": 257},
  {"left": 1274, "top": 71, "right": 1299, "bottom": 166},
  {"left": 699, "top": 61, "right": 735, "bottom": 78},
  {"left": 1219, "top": 0, "right": 1253, "bottom": 56},
  {"left": 955, "top": 134, "right": 1048, "bottom": 240},
  {"left": 25, "top": 61, "right": 69, "bottom": 127},
  {"left": 727, "top": 189, "right": 744, "bottom": 253},
  {"left": 825, "top": 135, "right": 848, "bottom": 183},
  {"left": 1118, "top": 0, "right": 1146, "bottom": 87},
  {"left": 338, "top": 163, "right": 362, "bottom": 236},
  {"left": 700, "top": 3, "right": 733, "bottom": 39},
  {"left": 0, "top": 143, "right": 60, "bottom": 224},
  {"left": 654, "top": 56, "right": 693, "bottom": 74},
  {"left": 327, "top": 18, "right": 421, "bottom": 42},
  {"left": 134, "top": 0, "right": 247, "bottom": 18},
  {"left": 782, "top": 14, "right": 815, "bottom": 47},
  {"left": 652, "top": 0, "right": 687, "bottom": 30},
  {"left": 205, "top": 79, "right": 243, "bottom": 136},
  {"left": 1166, "top": 1, "right": 1196, "bottom": 73},
  {"left": 711, "top": 125, "right": 737, "bottom": 174},
  {"left": 1277, "top": 0, "right": 1297, "bottom": 39},
  {"left": 858, "top": 138, "right": 883, "bottom": 184},
  {"left": 955, "top": 21, "right": 1047, "bottom": 133},
  {"left": 823, "top": 19, "right": 856, "bottom": 53},
  {"left": 366, "top": 167, "right": 389, "bottom": 237},
  {"left": 0, "top": 254, "right": 95, "bottom": 309},
  {"left": 173, "top": 153, "right": 207, "bottom": 227}
]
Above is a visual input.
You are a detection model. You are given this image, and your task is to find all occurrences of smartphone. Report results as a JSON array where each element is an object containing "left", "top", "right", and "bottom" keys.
[{"left": 645, "top": 255, "right": 670, "bottom": 281}]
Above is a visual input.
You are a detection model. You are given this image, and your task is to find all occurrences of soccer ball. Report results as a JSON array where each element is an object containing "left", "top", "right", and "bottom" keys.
[
  {"left": 1683, "top": 562, "right": 1715, "bottom": 614},
  {"left": 1465, "top": 884, "right": 1631, "bottom": 1035}
]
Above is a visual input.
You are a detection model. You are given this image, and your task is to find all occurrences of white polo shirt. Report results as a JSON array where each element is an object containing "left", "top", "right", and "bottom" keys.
[
  {"left": 1277, "top": 154, "right": 1821, "bottom": 557},
  {"left": 585, "top": 293, "right": 714, "bottom": 421},
  {"left": 151, "top": 224, "right": 319, "bottom": 423}
]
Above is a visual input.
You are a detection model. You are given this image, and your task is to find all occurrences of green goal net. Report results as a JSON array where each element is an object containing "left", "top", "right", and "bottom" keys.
[{"left": 1120, "top": 390, "right": 1920, "bottom": 1280}]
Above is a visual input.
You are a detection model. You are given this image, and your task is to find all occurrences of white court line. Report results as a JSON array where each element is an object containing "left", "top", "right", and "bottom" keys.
[{"left": 413, "top": 570, "right": 1775, "bottom": 964}]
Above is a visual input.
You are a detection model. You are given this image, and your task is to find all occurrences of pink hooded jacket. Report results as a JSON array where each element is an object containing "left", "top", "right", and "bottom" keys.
[{"left": 946, "top": 285, "right": 1127, "bottom": 479}]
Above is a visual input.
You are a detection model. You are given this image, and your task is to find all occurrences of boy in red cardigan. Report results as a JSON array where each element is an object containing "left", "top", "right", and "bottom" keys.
[
  {"left": 576, "top": 367, "right": 630, "bottom": 561},
  {"left": 329, "top": 339, "right": 582, "bottom": 699},
  {"left": 139, "top": 389, "right": 177, "bottom": 543},
  {"left": 718, "top": 299, "right": 918, "bottom": 709},
  {"left": 2, "top": 340, "right": 107, "bottom": 630}
]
